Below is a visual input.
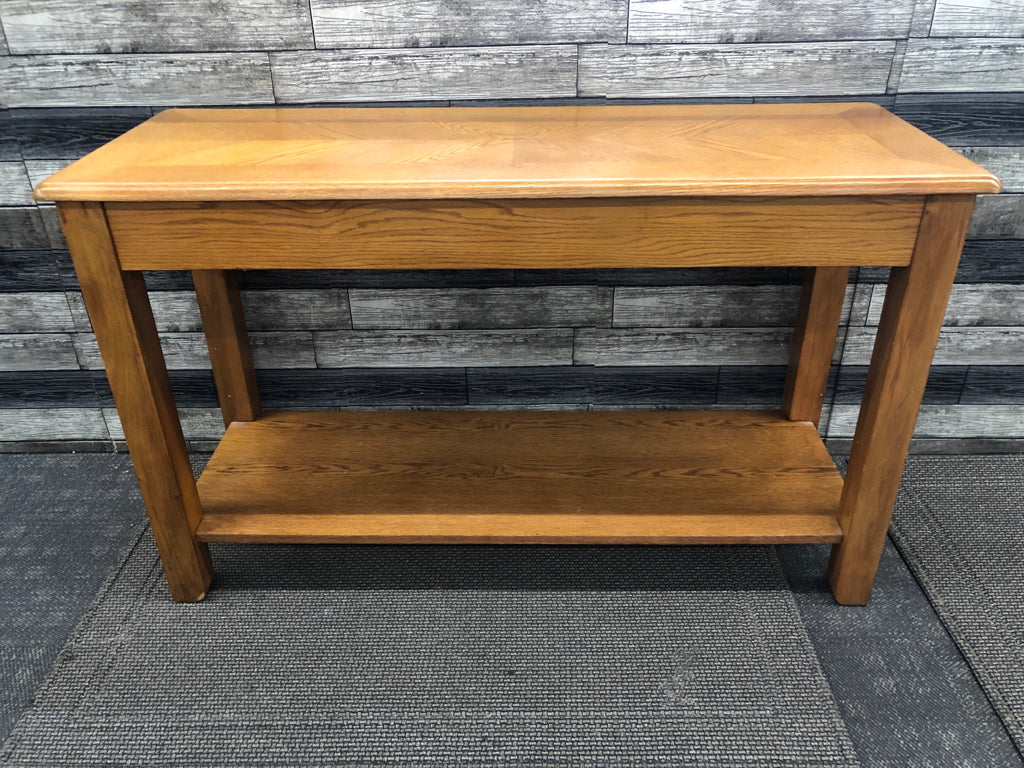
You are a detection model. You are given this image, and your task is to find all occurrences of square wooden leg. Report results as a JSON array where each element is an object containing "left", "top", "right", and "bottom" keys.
[
  {"left": 828, "top": 195, "right": 975, "bottom": 605},
  {"left": 59, "top": 202, "right": 213, "bottom": 602}
]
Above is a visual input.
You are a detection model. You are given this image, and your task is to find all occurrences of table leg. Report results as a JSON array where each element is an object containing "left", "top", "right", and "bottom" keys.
[
  {"left": 193, "top": 270, "right": 260, "bottom": 427},
  {"left": 58, "top": 202, "right": 213, "bottom": 602},
  {"left": 828, "top": 195, "right": 975, "bottom": 605},
  {"left": 782, "top": 266, "right": 849, "bottom": 427}
]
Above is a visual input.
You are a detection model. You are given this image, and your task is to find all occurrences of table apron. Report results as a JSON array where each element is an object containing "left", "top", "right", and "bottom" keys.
[{"left": 104, "top": 196, "right": 924, "bottom": 271}]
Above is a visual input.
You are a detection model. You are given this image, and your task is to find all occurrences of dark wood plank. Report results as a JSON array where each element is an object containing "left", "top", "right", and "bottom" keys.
[
  {"left": 309, "top": 0, "right": 626, "bottom": 47},
  {"left": 834, "top": 365, "right": 968, "bottom": 405},
  {"left": 514, "top": 267, "right": 805, "bottom": 286},
  {"left": 628, "top": 0, "right": 915, "bottom": 43},
  {"left": 783, "top": 267, "right": 849, "bottom": 426},
  {"left": 860, "top": 238, "right": 1024, "bottom": 283},
  {"left": 192, "top": 270, "right": 260, "bottom": 426},
  {"left": 0, "top": 207, "right": 48, "bottom": 249},
  {"left": 828, "top": 194, "right": 975, "bottom": 605},
  {"left": 240, "top": 269, "right": 516, "bottom": 290},
  {"left": 195, "top": 410, "right": 843, "bottom": 544},
  {"left": 893, "top": 95, "right": 1024, "bottom": 147},
  {"left": 466, "top": 366, "right": 719, "bottom": 405},
  {"left": 0, "top": 370, "right": 101, "bottom": 407},
  {"left": 57, "top": 200, "right": 212, "bottom": 601},
  {"left": 257, "top": 368, "right": 468, "bottom": 408},
  {"left": 350, "top": 286, "right": 612, "bottom": 329},
  {"left": 1, "top": 0, "right": 313, "bottom": 54},
  {"left": 5, "top": 107, "right": 153, "bottom": 160},
  {"left": 0, "top": 250, "right": 64, "bottom": 291},
  {"left": 961, "top": 366, "right": 1024, "bottom": 405},
  {"left": 579, "top": 42, "right": 895, "bottom": 97},
  {"left": 269, "top": 47, "right": 577, "bottom": 103}
]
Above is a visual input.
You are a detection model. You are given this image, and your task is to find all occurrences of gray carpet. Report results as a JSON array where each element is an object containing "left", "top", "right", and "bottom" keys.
[
  {"left": 0, "top": 534, "right": 858, "bottom": 766},
  {"left": 889, "top": 456, "right": 1024, "bottom": 755}
]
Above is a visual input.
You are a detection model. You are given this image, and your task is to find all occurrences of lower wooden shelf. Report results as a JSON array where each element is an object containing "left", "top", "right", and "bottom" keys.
[{"left": 194, "top": 409, "right": 844, "bottom": 545}]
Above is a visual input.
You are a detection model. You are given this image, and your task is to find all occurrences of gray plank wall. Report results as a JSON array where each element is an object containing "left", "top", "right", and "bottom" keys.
[{"left": 0, "top": 0, "right": 1022, "bottom": 451}]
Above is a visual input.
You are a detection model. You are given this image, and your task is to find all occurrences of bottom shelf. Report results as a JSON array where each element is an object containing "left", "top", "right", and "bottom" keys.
[{"left": 194, "top": 410, "right": 843, "bottom": 545}]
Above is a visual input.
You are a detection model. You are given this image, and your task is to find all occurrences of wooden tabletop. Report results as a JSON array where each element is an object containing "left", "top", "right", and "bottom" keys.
[{"left": 34, "top": 103, "right": 1001, "bottom": 202}]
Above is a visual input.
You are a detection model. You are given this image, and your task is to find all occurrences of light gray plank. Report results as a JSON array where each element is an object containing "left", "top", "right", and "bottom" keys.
[
  {"left": 886, "top": 39, "right": 908, "bottom": 95},
  {"left": 843, "top": 327, "right": 1024, "bottom": 366},
  {"left": 270, "top": 46, "right": 577, "bottom": 103},
  {"left": 613, "top": 285, "right": 811, "bottom": 327},
  {"left": 24, "top": 160, "right": 72, "bottom": 204},
  {"left": 0, "top": 162, "right": 33, "bottom": 206},
  {"left": 72, "top": 331, "right": 317, "bottom": 370},
  {"left": 311, "top": 0, "right": 626, "bottom": 47},
  {"left": 0, "top": 407, "right": 109, "bottom": 441},
  {"left": 967, "top": 194, "right": 1024, "bottom": 239},
  {"left": 579, "top": 41, "right": 895, "bottom": 98},
  {"left": 314, "top": 329, "right": 573, "bottom": 367},
  {"left": 867, "top": 284, "right": 1024, "bottom": 326},
  {"left": 930, "top": 0, "right": 1024, "bottom": 37},
  {"left": 0, "top": 333, "right": 79, "bottom": 370},
  {"left": 900, "top": 39, "right": 1024, "bottom": 93},
  {"left": 848, "top": 283, "right": 875, "bottom": 326},
  {"left": 0, "top": 0, "right": 314, "bottom": 54},
  {"left": 829, "top": 404, "right": 1024, "bottom": 438},
  {"left": 0, "top": 292, "right": 75, "bottom": 332},
  {"left": 574, "top": 328, "right": 793, "bottom": 365},
  {"left": 0, "top": 206, "right": 48, "bottom": 249},
  {"left": 103, "top": 407, "right": 224, "bottom": 442},
  {"left": 350, "top": 287, "right": 610, "bottom": 329},
  {"left": 958, "top": 148, "right": 1024, "bottom": 193},
  {"left": 0, "top": 16, "right": 8, "bottom": 55},
  {"left": 627, "top": 0, "right": 915, "bottom": 43},
  {"left": 0, "top": 53, "right": 274, "bottom": 108},
  {"left": 909, "top": 0, "right": 938, "bottom": 35}
]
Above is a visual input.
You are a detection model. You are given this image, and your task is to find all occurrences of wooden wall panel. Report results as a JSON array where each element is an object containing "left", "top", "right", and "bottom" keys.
[
  {"left": 0, "top": 333, "right": 79, "bottom": 370},
  {"left": 0, "top": 162, "right": 32, "bottom": 206},
  {"left": 0, "top": 54, "right": 275, "bottom": 108},
  {"left": 0, "top": 0, "right": 314, "bottom": 54},
  {"left": 900, "top": 39, "right": 1024, "bottom": 93},
  {"left": 627, "top": 0, "right": 916, "bottom": 43},
  {"left": 930, "top": 0, "right": 1024, "bottom": 37},
  {"left": 867, "top": 285, "right": 1024, "bottom": 327},
  {"left": 270, "top": 46, "right": 577, "bottom": 103},
  {"left": 310, "top": 0, "right": 626, "bottom": 47},
  {"left": 0, "top": 407, "right": 109, "bottom": 441},
  {"left": 967, "top": 195, "right": 1024, "bottom": 239},
  {"left": 575, "top": 328, "right": 793, "bottom": 366},
  {"left": 579, "top": 42, "right": 895, "bottom": 97}
]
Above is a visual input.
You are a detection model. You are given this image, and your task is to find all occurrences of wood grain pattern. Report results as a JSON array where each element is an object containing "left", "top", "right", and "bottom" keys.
[
  {"left": 962, "top": 366, "right": 1024, "bottom": 404},
  {"left": 0, "top": 162, "right": 33, "bottom": 206},
  {"left": 783, "top": 267, "right": 850, "bottom": 426},
  {"left": 6, "top": 106, "right": 153, "bottom": 160},
  {"left": 0, "top": 53, "right": 274, "bottom": 108},
  {"left": 0, "top": 0, "right": 313, "bottom": 54},
  {"left": 0, "top": 407, "right": 109, "bottom": 441},
  {"left": 612, "top": 285, "right": 803, "bottom": 327},
  {"left": 0, "top": 207, "right": 48, "bottom": 249},
  {"left": 310, "top": 0, "right": 626, "bottom": 47},
  {"left": 57, "top": 201, "right": 212, "bottom": 601},
  {"left": 930, "top": 0, "right": 1024, "bottom": 37},
  {"left": 193, "top": 270, "right": 260, "bottom": 426},
  {"left": 34, "top": 105, "right": 1000, "bottom": 201},
  {"left": 0, "top": 333, "right": 78, "bottom": 371},
  {"left": 828, "top": 194, "right": 975, "bottom": 605},
  {"left": 829, "top": 404, "right": 1024, "bottom": 439},
  {"left": 575, "top": 328, "right": 793, "bottom": 366},
  {"left": 195, "top": 410, "right": 843, "bottom": 544},
  {"left": 314, "top": 329, "right": 573, "bottom": 368},
  {"left": 269, "top": 46, "right": 576, "bottom": 104},
  {"left": 843, "top": 326, "right": 1024, "bottom": 366},
  {"left": 960, "top": 148, "right": 1024, "bottom": 193},
  {"left": 104, "top": 197, "right": 925, "bottom": 270},
  {"left": 0, "top": 292, "right": 75, "bottom": 332},
  {"left": 900, "top": 39, "right": 1024, "bottom": 93},
  {"left": 349, "top": 286, "right": 611, "bottom": 329},
  {"left": 894, "top": 95, "right": 1024, "bottom": 146},
  {"left": 627, "top": 0, "right": 915, "bottom": 43},
  {"left": 967, "top": 194, "right": 1024, "bottom": 239},
  {"left": 579, "top": 42, "right": 896, "bottom": 98},
  {"left": 867, "top": 284, "right": 1024, "bottom": 327}
]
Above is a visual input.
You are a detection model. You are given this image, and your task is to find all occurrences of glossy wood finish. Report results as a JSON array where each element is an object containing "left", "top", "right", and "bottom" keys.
[
  {"left": 195, "top": 410, "right": 844, "bottom": 544},
  {"left": 783, "top": 266, "right": 850, "bottom": 426},
  {"left": 105, "top": 197, "right": 924, "bottom": 270},
  {"left": 57, "top": 201, "right": 212, "bottom": 602},
  {"left": 828, "top": 195, "right": 976, "bottom": 605},
  {"left": 192, "top": 269, "right": 260, "bottom": 426},
  {"left": 33, "top": 104, "right": 1000, "bottom": 202}
]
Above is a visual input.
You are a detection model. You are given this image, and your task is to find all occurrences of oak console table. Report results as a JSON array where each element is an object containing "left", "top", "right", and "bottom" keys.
[{"left": 35, "top": 103, "right": 1000, "bottom": 605}]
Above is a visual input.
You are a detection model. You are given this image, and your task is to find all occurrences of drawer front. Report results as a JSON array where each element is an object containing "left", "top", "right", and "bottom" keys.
[{"left": 104, "top": 196, "right": 924, "bottom": 270}]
